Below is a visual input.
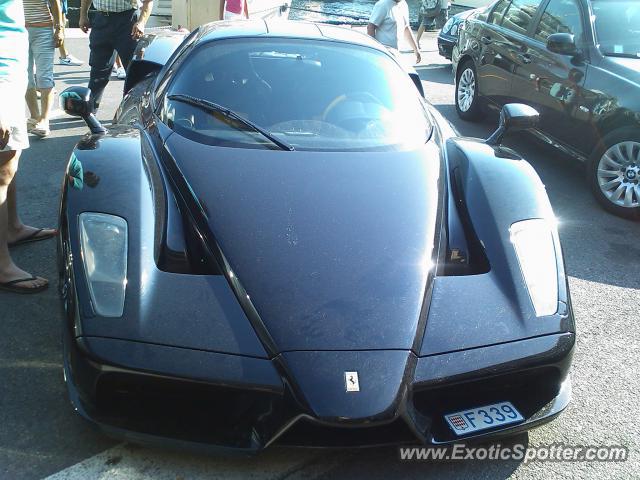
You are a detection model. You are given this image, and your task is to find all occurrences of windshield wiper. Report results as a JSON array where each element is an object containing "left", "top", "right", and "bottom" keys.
[
  {"left": 602, "top": 52, "right": 640, "bottom": 59},
  {"left": 167, "top": 94, "right": 294, "bottom": 151}
]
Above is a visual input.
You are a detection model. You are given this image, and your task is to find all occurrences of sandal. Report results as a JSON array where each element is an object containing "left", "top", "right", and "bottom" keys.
[
  {"left": 0, "top": 276, "right": 49, "bottom": 294},
  {"left": 8, "top": 228, "right": 57, "bottom": 248}
]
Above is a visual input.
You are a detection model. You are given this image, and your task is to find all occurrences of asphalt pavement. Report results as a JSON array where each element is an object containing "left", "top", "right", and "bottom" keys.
[{"left": 0, "top": 30, "right": 638, "bottom": 480}]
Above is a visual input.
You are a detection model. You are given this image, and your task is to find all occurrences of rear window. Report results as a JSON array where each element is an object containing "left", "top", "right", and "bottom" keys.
[{"left": 160, "top": 38, "right": 431, "bottom": 151}]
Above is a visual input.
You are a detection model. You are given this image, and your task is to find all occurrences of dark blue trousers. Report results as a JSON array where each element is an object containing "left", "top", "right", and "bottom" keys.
[{"left": 88, "top": 9, "right": 138, "bottom": 110}]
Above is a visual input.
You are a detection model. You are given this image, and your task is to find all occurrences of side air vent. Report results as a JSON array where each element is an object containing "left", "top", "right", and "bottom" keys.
[{"left": 441, "top": 166, "right": 490, "bottom": 276}]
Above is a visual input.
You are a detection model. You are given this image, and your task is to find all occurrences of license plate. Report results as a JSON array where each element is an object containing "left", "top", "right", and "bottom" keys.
[{"left": 444, "top": 401, "right": 523, "bottom": 436}]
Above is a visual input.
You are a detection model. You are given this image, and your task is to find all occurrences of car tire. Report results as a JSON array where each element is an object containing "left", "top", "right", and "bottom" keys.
[
  {"left": 587, "top": 127, "right": 640, "bottom": 220},
  {"left": 455, "top": 60, "right": 482, "bottom": 121}
]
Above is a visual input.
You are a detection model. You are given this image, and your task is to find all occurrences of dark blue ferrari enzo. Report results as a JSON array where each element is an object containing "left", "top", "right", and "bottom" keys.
[{"left": 58, "top": 20, "right": 574, "bottom": 451}]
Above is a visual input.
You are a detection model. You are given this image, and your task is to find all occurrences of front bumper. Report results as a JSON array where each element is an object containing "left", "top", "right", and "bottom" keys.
[
  {"left": 63, "top": 328, "right": 575, "bottom": 452},
  {"left": 437, "top": 34, "right": 457, "bottom": 60}
]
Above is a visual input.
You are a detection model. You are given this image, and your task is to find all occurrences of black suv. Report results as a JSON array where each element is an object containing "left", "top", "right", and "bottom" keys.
[{"left": 453, "top": 0, "right": 640, "bottom": 219}]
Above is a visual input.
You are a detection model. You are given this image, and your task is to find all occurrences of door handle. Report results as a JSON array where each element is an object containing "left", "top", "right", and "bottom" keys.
[
  {"left": 517, "top": 52, "right": 532, "bottom": 64},
  {"left": 481, "top": 36, "right": 492, "bottom": 45}
]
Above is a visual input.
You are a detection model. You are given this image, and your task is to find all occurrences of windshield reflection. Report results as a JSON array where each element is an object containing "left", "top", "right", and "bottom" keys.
[{"left": 162, "top": 38, "right": 431, "bottom": 151}]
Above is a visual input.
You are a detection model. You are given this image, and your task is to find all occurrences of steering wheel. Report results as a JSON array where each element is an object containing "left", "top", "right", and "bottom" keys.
[
  {"left": 269, "top": 120, "right": 350, "bottom": 138},
  {"left": 321, "top": 91, "right": 384, "bottom": 122}
]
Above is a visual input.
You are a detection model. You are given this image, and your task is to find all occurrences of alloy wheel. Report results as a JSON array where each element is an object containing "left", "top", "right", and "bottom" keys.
[
  {"left": 457, "top": 68, "right": 476, "bottom": 113},
  {"left": 597, "top": 141, "right": 640, "bottom": 209}
]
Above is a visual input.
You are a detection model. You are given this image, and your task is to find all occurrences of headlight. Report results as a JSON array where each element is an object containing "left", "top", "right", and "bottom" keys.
[
  {"left": 450, "top": 23, "right": 460, "bottom": 37},
  {"left": 79, "top": 213, "right": 128, "bottom": 317},
  {"left": 442, "top": 18, "right": 455, "bottom": 34},
  {"left": 509, "top": 219, "right": 558, "bottom": 317}
]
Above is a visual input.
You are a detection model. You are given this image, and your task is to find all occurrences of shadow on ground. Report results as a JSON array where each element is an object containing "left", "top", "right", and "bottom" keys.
[
  {"left": 304, "top": 433, "right": 529, "bottom": 479},
  {"left": 415, "top": 63, "right": 455, "bottom": 86},
  {"left": 0, "top": 132, "right": 116, "bottom": 480}
]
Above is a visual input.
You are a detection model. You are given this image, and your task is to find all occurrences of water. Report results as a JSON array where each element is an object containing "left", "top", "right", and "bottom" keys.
[{"left": 289, "top": 0, "right": 423, "bottom": 26}]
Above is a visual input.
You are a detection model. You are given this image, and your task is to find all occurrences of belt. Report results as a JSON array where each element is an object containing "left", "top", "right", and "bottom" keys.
[{"left": 96, "top": 9, "right": 135, "bottom": 16}]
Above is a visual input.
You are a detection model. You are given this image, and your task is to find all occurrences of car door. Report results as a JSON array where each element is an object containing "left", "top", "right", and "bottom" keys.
[
  {"left": 510, "top": 0, "right": 590, "bottom": 152},
  {"left": 467, "top": 0, "right": 515, "bottom": 107},
  {"left": 471, "top": 0, "right": 546, "bottom": 110},
  {"left": 493, "top": 0, "right": 547, "bottom": 104}
]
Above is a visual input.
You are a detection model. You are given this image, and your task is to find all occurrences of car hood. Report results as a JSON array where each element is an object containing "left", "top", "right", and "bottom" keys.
[
  {"left": 164, "top": 133, "right": 442, "bottom": 352},
  {"left": 600, "top": 56, "right": 640, "bottom": 87}
]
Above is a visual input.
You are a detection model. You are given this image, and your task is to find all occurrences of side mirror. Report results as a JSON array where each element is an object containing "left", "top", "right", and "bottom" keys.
[
  {"left": 485, "top": 103, "right": 539, "bottom": 146},
  {"left": 547, "top": 33, "right": 578, "bottom": 56},
  {"left": 59, "top": 86, "right": 106, "bottom": 134}
]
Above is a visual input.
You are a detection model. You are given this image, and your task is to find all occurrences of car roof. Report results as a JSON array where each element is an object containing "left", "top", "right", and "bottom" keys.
[{"left": 196, "top": 19, "right": 385, "bottom": 52}]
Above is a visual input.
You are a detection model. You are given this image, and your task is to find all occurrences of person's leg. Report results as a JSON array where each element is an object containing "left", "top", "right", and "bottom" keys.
[
  {"left": 88, "top": 14, "right": 116, "bottom": 111},
  {"left": 113, "top": 53, "right": 126, "bottom": 79},
  {"left": 25, "top": 89, "right": 40, "bottom": 122},
  {"left": 436, "top": 8, "right": 448, "bottom": 29},
  {"left": 59, "top": 41, "right": 68, "bottom": 58},
  {"left": 6, "top": 167, "right": 56, "bottom": 244},
  {"left": 428, "top": 14, "right": 437, "bottom": 30},
  {"left": 38, "top": 27, "right": 55, "bottom": 119},
  {"left": 6, "top": 173, "right": 21, "bottom": 231},
  {"left": 31, "top": 27, "right": 56, "bottom": 137},
  {"left": 25, "top": 29, "right": 40, "bottom": 123},
  {"left": 114, "top": 10, "right": 139, "bottom": 70},
  {"left": 0, "top": 149, "right": 48, "bottom": 289},
  {"left": 59, "top": 23, "right": 68, "bottom": 58},
  {"left": 57, "top": 11, "right": 83, "bottom": 65},
  {"left": 38, "top": 88, "right": 54, "bottom": 121},
  {"left": 59, "top": 0, "right": 68, "bottom": 57},
  {"left": 113, "top": 12, "right": 138, "bottom": 85},
  {"left": 416, "top": 23, "right": 426, "bottom": 44}
]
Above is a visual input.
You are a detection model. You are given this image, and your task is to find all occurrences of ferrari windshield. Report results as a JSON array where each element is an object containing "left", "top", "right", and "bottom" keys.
[
  {"left": 593, "top": 0, "right": 640, "bottom": 57},
  {"left": 161, "top": 38, "right": 431, "bottom": 151}
]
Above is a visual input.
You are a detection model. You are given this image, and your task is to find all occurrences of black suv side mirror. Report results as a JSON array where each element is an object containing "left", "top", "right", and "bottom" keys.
[
  {"left": 59, "top": 86, "right": 106, "bottom": 134},
  {"left": 485, "top": 103, "right": 539, "bottom": 146},
  {"left": 547, "top": 33, "right": 578, "bottom": 56}
]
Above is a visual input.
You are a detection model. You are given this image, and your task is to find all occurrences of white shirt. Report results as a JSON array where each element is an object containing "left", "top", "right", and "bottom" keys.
[
  {"left": 0, "top": 0, "right": 28, "bottom": 150},
  {"left": 369, "top": 0, "right": 410, "bottom": 50}
]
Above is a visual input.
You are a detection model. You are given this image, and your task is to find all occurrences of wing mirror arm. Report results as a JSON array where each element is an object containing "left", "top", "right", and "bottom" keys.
[
  {"left": 485, "top": 103, "right": 539, "bottom": 146},
  {"left": 485, "top": 123, "right": 507, "bottom": 146},
  {"left": 571, "top": 49, "right": 586, "bottom": 65},
  {"left": 59, "top": 86, "right": 107, "bottom": 134},
  {"left": 84, "top": 113, "right": 107, "bottom": 134}
]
